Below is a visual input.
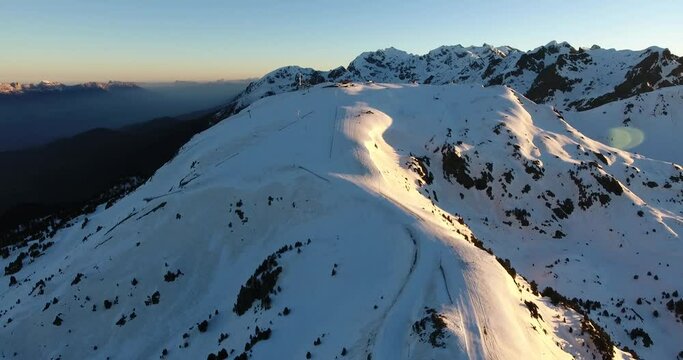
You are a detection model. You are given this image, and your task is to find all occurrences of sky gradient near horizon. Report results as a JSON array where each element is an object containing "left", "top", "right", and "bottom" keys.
[{"left": 1, "top": 0, "right": 682, "bottom": 83}]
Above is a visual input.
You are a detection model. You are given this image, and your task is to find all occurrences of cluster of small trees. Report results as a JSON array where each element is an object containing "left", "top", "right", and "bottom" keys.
[
  {"left": 496, "top": 257, "right": 517, "bottom": 279},
  {"left": 4, "top": 252, "right": 26, "bottom": 275},
  {"left": 233, "top": 241, "right": 309, "bottom": 315},
  {"left": 666, "top": 296, "right": 683, "bottom": 321},
  {"left": 627, "top": 327, "right": 653, "bottom": 348},
  {"left": 579, "top": 315, "right": 615, "bottom": 359},
  {"left": 231, "top": 326, "right": 272, "bottom": 360},
  {"left": 540, "top": 286, "right": 618, "bottom": 360},
  {"left": 206, "top": 348, "right": 229, "bottom": 360},
  {"left": 504, "top": 208, "right": 530, "bottom": 227},
  {"left": 541, "top": 287, "right": 602, "bottom": 314},
  {"left": 233, "top": 255, "right": 283, "bottom": 316}
]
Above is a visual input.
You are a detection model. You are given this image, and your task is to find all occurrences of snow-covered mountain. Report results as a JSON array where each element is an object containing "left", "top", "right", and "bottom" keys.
[
  {"left": 0, "top": 81, "right": 140, "bottom": 96},
  {"left": 2, "top": 83, "right": 681, "bottom": 359},
  {"left": 222, "top": 42, "right": 683, "bottom": 165},
  {"left": 567, "top": 85, "right": 683, "bottom": 164},
  {"left": 225, "top": 42, "right": 682, "bottom": 115}
]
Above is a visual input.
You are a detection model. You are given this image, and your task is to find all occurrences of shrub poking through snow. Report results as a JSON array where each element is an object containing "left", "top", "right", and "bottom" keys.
[
  {"left": 70, "top": 273, "right": 84, "bottom": 286},
  {"left": 164, "top": 269, "right": 183, "bottom": 282},
  {"left": 145, "top": 291, "right": 160, "bottom": 306},
  {"left": 524, "top": 300, "right": 543, "bottom": 320}
]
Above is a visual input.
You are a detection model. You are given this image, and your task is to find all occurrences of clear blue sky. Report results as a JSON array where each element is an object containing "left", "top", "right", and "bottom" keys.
[{"left": 1, "top": 0, "right": 681, "bottom": 83}]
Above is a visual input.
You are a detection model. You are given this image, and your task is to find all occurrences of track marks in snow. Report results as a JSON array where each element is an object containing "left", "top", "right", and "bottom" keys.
[{"left": 364, "top": 226, "right": 420, "bottom": 359}]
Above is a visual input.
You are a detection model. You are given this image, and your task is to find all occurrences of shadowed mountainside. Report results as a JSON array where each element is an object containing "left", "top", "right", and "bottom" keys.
[{"left": 0, "top": 106, "right": 230, "bottom": 246}]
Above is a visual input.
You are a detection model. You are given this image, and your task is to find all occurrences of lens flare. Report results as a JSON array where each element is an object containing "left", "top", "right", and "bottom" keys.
[{"left": 608, "top": 127, "right": 644, "bottom": 150}]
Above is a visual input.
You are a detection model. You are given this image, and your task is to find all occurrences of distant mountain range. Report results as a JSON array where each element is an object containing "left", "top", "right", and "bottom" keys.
[
  {"left": 0, "top": 80, "right": 140, "bottom": 96},
  {"left": 0, "top": 79, "right": 249, "bottom": 151}
]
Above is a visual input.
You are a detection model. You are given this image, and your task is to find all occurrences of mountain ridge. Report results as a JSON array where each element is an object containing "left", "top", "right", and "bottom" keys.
[
  {"left": 223, "top": 41, "right": 682, "bottom": 116},
  {"left": 0, "top": 80, "right": 141, "bottom": 96}
]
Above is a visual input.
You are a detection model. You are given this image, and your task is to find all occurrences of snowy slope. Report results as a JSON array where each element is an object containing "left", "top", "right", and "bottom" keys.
[
  {"left": 566, "top": 85, "right": 683, "bottom": 164},
  {"left": 3, "top": 83, "right": 682, "bottom": 359}
]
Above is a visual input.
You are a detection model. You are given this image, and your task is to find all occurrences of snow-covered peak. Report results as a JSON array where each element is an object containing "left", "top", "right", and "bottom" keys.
[
  {"left": 227, "top": 42, "right": 682, "bottom": 115},
  {"left": 644, "top": 45, "right": 667, "bottom": 53},
  {"left": 0, "top": 81, "right": 66, "bottom": 94},
  {"left": 544, "top": 40, "right": 572, "bottom": 49}
]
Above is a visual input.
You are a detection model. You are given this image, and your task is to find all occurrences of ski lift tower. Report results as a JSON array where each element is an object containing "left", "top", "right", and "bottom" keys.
[{"left": 296, "top": 73, "right": 303, "bottom": 90}]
